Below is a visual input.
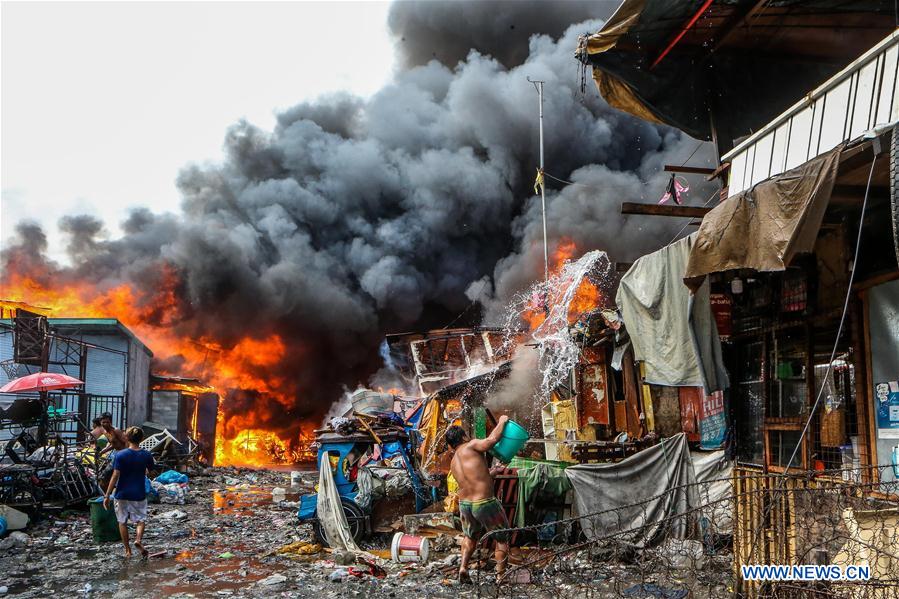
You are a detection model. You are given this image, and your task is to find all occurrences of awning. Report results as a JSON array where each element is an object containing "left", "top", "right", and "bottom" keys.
[
  {"left": 684, "top": 146, "right": 842, "bottom": 290},
  {"left": 580, "top": 0, "right": 895, "bottom": 142}
]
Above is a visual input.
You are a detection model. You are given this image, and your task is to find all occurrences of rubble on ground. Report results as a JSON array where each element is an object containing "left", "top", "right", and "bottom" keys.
[{"left": 0, "top": 467, "right": 489, "bottom": 598}]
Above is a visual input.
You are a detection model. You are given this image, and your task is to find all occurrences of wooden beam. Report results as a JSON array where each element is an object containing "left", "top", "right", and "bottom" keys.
[
  {"left": 707, "top": 162, "right": 731, "bottom": 181},
  {"left": 712, "top": 0, "right": 771, "bottom": 51},
  {"left": 838, "top": 134, "right": 889, "bottom": 175},
  {"left": 829, "top": 185, "right": 890, "bottom": 206},
  {"left": 621, "top": 202, "right": 712, "bottom": 218},
  {"left": 664, "top": 165, "right": 716, "bottom": 175}
]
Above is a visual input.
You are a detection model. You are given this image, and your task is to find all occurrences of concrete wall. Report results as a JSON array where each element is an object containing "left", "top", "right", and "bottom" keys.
[{"left": 127, "top": 339, "right": 151, "bottom": 426}]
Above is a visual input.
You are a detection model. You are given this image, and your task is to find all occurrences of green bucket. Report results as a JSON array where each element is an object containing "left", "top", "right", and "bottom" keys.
[
  {"left": 489, "top": 420, "right": 530, "bottom": 463},
  {"left": 89, "top": 497, "right": 120, "bottom": 543}
]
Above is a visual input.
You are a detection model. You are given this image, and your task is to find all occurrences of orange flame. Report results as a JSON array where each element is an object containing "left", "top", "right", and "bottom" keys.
[
  {"left": 521, "top": 238, "right": 603, "bottom": 331},
  {"left": 1, "top": 270, "right": 314, "bottom": 467}
]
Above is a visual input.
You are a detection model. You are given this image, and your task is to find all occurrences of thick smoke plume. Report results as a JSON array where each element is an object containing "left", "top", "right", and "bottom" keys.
[{"left": 2, "top": 1, "right": 714, "bottom": 445}]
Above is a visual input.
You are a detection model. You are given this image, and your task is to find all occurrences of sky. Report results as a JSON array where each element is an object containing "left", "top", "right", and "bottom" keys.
[{"left": 1, "top": 1, "right": 395, "bottom": 262}]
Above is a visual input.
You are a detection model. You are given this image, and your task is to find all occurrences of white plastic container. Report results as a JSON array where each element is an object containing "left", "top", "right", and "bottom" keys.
[
  {"left": 0, "top": 505, "right": 29, "bottom": 531},
  {"left": 351, "top": 389, "right": 394, "bottom": 416},
  {"left": 391, "top": 532, "right": 429, "bottom": 563}
]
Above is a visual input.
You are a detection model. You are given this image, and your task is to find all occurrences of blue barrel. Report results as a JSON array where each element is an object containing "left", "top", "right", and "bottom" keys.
[
  {"left": 0, "top": 515, "right": 7, "bottom": 537},
  {"left": 489, "top": 420, "right": 530, "bottom": 463}
]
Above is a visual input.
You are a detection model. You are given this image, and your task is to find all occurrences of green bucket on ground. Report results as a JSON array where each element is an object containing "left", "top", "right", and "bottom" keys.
[
  {"left": 89, "top": 497, "right": 120, "bottom": 543},
  {"left": 489, "top": 420, "right": 530, "bottom": 463}
]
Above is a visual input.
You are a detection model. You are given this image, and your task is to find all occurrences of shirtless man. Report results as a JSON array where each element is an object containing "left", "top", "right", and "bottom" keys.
[
  {"left": 97, "top": 413, "right": 127, "bottom": 487},
  {"left": 99, "top": 413, "right": 127, "bottom": 452},
  {"left": 447, "top": 415, "right": 510, "bottom": 583}
]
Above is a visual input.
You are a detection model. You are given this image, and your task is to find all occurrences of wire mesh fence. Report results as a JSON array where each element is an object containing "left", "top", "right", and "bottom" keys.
[{"left": 469, "top": 466, "right": 899, "bottom": 598}]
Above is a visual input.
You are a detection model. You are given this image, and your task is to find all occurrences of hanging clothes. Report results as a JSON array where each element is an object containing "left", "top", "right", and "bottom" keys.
[{"left": 514, "top": 463, "right": 572, "bottom": 527}]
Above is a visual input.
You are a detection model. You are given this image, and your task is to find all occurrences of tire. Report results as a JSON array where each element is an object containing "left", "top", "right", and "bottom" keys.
[
  {"left": 312, "top": 498, "right": 367, "bottom": 546},
  {"left": 890, "top": 126, "right": 899, "bottom": 267}
]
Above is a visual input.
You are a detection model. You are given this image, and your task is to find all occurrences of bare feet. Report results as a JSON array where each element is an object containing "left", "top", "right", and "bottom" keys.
[
  {"left": 134, "top": 540, "right": 149, "bottom": 558},
  {"left": 458, "top": 570, "right": 472, "bottom": 584},
  {"left": 123, "top": 548, "right": 133, "bottom": 558}
]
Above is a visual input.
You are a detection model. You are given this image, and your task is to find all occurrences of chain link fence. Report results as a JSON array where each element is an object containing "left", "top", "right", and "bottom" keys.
[{"left": 468, "top": 466, "right": 899, "bottom": 598}]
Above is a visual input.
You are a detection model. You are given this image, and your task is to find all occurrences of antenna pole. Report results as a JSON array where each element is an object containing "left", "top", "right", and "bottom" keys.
[{"left": 529, "top": 77, "right": 548, "bottom": 282}]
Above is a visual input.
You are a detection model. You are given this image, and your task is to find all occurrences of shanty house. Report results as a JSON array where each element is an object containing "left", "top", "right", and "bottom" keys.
[
  {"left": 0, "top": 312, "right": 152, "bottom": 441},
  {"left": 583, "top": 1, "right": 899, "bottom": 593}
]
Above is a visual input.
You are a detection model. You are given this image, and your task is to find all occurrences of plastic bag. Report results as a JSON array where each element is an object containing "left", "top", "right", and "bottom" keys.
[
  {"left": 155, "top": 470, "right": 189, "bottom": 485},
  {"left": 150, "top": 480, "right": 187, "bottom": 504}
]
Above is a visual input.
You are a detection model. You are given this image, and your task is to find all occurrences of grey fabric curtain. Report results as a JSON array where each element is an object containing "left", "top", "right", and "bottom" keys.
[{"left": 565, "top": 433, "right": 699, "bottom": 547}]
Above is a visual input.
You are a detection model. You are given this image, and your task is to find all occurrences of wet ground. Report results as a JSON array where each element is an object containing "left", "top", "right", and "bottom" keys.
[{"left": 0, "top": 467, "right": 486, "bottom": 598}]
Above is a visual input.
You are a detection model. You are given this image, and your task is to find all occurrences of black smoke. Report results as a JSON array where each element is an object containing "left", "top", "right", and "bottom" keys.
[{"left": 2, "top": 1, "right": 715, "bottom": 442}]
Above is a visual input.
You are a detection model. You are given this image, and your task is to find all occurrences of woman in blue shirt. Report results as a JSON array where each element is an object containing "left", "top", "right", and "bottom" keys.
[{"left": 103, "top": 426, "right": 156, "bottom": 557}]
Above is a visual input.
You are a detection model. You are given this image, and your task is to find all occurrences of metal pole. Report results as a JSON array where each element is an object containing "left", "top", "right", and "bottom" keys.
[{"left": 529, "top": 77, "right": 549, "bottom": 282}]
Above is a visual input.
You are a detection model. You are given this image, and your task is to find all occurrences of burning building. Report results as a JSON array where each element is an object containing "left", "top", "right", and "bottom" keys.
[{"left": 148, "top": 374, "right": 218, "bottom": 464}]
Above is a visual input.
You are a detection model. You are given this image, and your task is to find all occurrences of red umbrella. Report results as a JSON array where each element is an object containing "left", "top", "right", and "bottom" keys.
[{"left": 0, "top": 372, "right": 84, "bottom": 394}]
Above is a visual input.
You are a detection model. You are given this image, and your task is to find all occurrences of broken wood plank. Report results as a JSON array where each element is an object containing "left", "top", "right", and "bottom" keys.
[{"left": 621, "top": 202, "right": 713, "bottom": 218}]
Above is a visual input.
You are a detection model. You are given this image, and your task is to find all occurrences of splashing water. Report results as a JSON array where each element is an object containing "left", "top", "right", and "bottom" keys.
[
  {"left": 419, "top": 249, "right": 614, "bottom": 470},
  {"left": 497, "top": 250, "right": 615, "bottom": 407}
]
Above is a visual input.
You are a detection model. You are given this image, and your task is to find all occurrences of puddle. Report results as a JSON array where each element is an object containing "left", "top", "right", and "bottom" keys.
[
  {"left": 83, "top": 544, "right": 291, "bottom": 597},
  {"left": 211, "top": 486, "right": 300, "bottom": 516}
]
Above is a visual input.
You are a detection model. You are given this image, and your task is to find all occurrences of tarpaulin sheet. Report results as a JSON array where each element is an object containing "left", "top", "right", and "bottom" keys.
[
  {"left": 566, "top": 433, "right": 699, "bottom": 547},
  {"left": 617, "top": 234, "right": 729, "bottom": 391},
  {"left": 317, "top": 453, "right": 360, "bottom": 552},
  {"left": 685, "top": 147, "right": 841, "bottom": 289}
]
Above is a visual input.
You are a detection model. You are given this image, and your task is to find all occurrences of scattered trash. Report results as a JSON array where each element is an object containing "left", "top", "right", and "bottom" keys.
[
  {"left": 258, "top": 573, "right": 287, "bottom": 586},
  {"left": 348, "top": 560, "right": 387, "bottom": 579},
  {"left": 158, "top": 509, "right": 189, "bottom": 521},
  {"left": 331, "top": 550, "right": 356, "bottom": 565},
  {"left": 151, "top": 480, "right": 188, "bottom": 504},
  {"left": 328, "top": 568, "right": 349, "bottom": 582},
  {"left": 218, "top": 552, "right": 236, "bottom": 559},
  {"left": 9, "top": 531, "right": 29, "bottom": 545},
  {"left": 622, "top": 583, "right": 689, "bottom": 599},
  {"left": 272, "top": 487, "right": 287, "bottom": 502},
  {"left": 276, "top": 541, "right": 321, "bottom": 556},
  {"left": 504, "top": 568, "right": 532, "bottom": 584}
]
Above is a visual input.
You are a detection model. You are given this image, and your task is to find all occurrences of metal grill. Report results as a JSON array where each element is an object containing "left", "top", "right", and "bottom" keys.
[{"left": 48, "top": 392, "right": 127, "bottom": 443}]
